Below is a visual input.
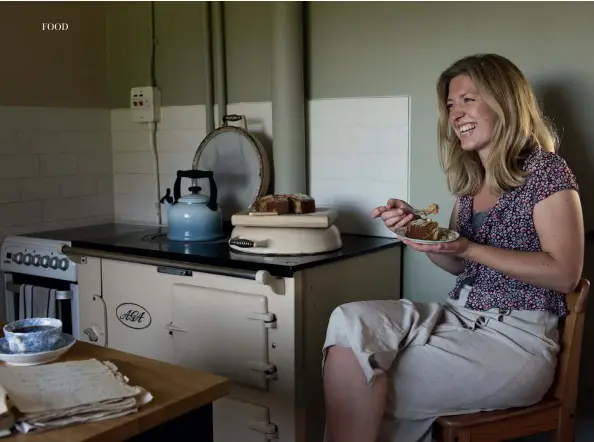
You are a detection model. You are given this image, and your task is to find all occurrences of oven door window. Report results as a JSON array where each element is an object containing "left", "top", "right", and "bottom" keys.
[{"left": 4, "top": 273, "right": 75, "bottom": 335}]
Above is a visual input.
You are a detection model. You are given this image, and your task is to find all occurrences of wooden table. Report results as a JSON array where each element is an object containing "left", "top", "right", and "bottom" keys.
[{"left": 2, "top": 340, "right": 230, "bottom": 441}]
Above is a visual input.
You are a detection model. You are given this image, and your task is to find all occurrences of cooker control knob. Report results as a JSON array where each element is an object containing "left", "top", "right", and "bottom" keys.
[
  {"left": 50, "top": 257, "right": 59, "bottom": 269},
  {"left": 41, "top": 256, "right": 50, "bottom": 268},
  {"left": 23, "top": 254, "right": 32, "bottom": 266},
  {"left": 59, "top": 258, "right": 69, "bottom": 271},
  {"left": 32, "top": 255, "right": 41, "bottom": 266},
  {"left": 13, "top": 253, "right": 23, "bottom": 264}
]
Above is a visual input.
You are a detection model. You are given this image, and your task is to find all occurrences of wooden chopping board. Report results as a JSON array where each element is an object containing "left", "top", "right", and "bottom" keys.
[{"left": 231, "top": 208, "right": 338, "bottom": 229}]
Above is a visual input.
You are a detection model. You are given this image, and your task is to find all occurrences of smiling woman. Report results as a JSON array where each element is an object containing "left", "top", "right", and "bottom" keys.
[
  {"left": 437, "top": 54, "right": 559, "bottom": 196},
  {"left": 322, "top": 53, "right": 585, "bottom": 442}
]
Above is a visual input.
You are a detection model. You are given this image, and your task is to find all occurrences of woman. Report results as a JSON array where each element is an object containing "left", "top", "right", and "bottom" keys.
[{"left": 322, "top": 53, "right": 584, "bottom": 442}]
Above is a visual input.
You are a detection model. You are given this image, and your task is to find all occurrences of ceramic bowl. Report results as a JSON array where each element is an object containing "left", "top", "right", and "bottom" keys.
[{"left": 3, "top": 318, "right": 63, "bottom": 354}]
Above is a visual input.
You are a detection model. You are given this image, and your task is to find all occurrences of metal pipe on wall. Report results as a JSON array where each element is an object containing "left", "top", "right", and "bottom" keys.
[
  {"left": 271, "top": 1, "right": 307, "bottom": 195},
  {"left": 212, "top": 1, "right": 227, "bottom": 126},
  {"left": 203, "top": 1, "right": 215, "bottom": 133}
]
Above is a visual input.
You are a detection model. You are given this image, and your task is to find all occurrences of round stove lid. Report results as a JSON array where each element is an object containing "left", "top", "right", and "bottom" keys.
[{"left": 192, "top": 115, "right": 271, "bottom": 221}]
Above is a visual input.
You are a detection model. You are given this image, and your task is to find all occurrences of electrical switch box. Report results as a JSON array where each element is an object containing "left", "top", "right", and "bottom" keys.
[{"left": 130, "top": 86, "right": 161, "bottom": 123}]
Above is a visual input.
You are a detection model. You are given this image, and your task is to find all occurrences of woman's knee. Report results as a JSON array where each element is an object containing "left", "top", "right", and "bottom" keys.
[{"left": 329, "top": 300, "right": 392, "bottom": 324}]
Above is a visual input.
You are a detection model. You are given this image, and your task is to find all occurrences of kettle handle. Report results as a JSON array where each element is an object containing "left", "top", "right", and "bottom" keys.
[{"left": 173, "top": 170, "right": 218, "bottom": 211}]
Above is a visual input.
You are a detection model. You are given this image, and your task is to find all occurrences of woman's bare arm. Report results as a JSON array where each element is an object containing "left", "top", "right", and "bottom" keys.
[{"left": 462, "top": 189, "right": 584, "bottom": 293}]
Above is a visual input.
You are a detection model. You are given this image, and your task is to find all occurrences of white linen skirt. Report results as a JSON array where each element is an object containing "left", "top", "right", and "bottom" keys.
[{"left": 322, "top": 286, "right": 560, "bottom": 442}]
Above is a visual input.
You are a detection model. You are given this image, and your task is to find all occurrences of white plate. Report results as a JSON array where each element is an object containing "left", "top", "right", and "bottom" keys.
[
  {"left": 394, "top": 226, "right": 460, "bottom": 245},
  {"left": 0, "top": 333, "right": 75, "bottom": 366}
]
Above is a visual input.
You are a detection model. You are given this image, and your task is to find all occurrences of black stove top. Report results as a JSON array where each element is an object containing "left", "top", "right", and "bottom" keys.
[{"left": 19, "top": 223, "right": 401, "bottom": 277}]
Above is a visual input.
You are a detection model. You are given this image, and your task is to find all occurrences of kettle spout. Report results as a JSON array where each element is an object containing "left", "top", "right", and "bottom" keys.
[{"left": 160, "top": 188, "right": 174, "bottom": 212}]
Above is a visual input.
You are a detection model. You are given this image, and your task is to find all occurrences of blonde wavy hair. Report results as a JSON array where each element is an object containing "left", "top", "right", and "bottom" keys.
[{"left": 436, "top": 53, "right": 559, "bottom": 196}]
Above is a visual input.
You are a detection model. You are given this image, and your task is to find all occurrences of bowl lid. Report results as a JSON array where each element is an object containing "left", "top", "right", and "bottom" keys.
[{"left": 192, "top": 115, "right": 271, "bottom": 221}]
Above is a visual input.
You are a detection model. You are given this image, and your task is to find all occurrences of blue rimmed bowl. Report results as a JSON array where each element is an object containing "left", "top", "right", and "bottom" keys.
[{"left": 3, "top": 318, "right": 62, "bottom": 354}]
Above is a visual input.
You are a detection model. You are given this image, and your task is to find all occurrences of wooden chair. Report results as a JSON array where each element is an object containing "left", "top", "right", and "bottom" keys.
[{"left": 434, "top": 278, "right": 590, "bottom": 442}]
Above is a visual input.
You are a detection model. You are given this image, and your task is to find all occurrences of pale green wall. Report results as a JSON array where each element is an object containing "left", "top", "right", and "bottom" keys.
[
  {"left": 106, "top": 1, "right": 273, "bottom": 107},
  {"left": 106, "top": 1, "right": 594, "bottom": 302}
]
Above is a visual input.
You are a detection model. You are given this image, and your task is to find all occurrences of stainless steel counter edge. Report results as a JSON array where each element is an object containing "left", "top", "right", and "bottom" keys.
[{"left": 62, "top": 245, "right": 262, "bottom": 281}]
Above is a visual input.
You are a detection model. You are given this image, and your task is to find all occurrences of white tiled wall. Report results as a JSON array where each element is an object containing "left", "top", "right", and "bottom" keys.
[
  {"left": 308, "top": 96, "right": 410, "bottom": 237},
  {"left": 111, "top": 97, "right": 409, "bottom": 237},
  {"left": 0, "top": 106, "right": 114, "bottom": 239},
  {"left": 111, "top": 103, "right": 273, "bottom": 224}
]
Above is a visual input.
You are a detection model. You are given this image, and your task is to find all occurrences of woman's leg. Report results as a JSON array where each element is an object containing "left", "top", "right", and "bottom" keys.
[{"left": 324, "top": 346, "right": 387, "bottom": 442}]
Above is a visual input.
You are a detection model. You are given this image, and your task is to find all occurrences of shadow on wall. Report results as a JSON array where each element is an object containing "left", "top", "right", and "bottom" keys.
[
  {"left": 245, "top": 118, "right": 274, "bottom": 195},
  {"left": 523, "top": 81, "right": 594, "bottom": 442},
  {"left": 533, "top": 78, "right": 594, "bottom": 232}
]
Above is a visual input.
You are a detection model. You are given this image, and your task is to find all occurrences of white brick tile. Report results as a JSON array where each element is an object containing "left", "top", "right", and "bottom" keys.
[
  {"left": 112, "top": 130, "right": 151, "bottom": 152},
  {"left": 21, "top": 177, "right": 61, "bottom": 201},
  {"left": 159, "top": 105, "right": 206, "bottom": 130},
  {"left": 159, "top": 174, "right": 176, "bottom": 195},
  {"left": 0, "top": 131, "right": 19, "bottom": 154},
  {"left": 97, "top": 174, "right": 114, "bottom": 196},
  {"left": 312, "top": 151, "right": 408, "bottom": 182},
  {"left": 333, "top": 206, "right": 392, "bottom": 237},
  {"left": 0, "top": 155, "right": 38, "bottom": 178},
  {"left": 31, "top": 108, "right": 110, "bottom": 132},
  {"left": 58, "top": 131, "right": 112, "bottom": 154},
  {"left": 60, "top": 176, "right": 98, "bottom": 198},
  {"left": 113, "top": 152, "right": 155, "bottom": 174},
  {"left": 115, "top": 193, "right": 158, "bottom": 223},
  {"left": 308, "top": 124, "right": 351, "bottom": 154},
  {"left": 78, "top": 152, "right": 112, "bottom": 175},
  {"left": 17, "top": 132, "right": 62, "bottom": 154},
  {"left": 39, "top": 154, "right": 78, "bottom": 176},
  {"left": 113, "top": 174, "right": 155, "bottom": 195},
  {"left": 0, "top": 107, "right": 37, "bottom": 131},
  {"left": 110, "top": 109, "right": 138, "bottom": 132},
  {"left": 227, "top": 102, "right": 274, "bottom": 139},
  {"left": 0, "top": 202, "right": 42, "bottom": 227},
  {"left": 0, "top": 106, "right": 113, "bottom": 234},
  {"left": 311, "top": 178, "right": 408, "bottom": 211},
  {"left": 308, "top": 99, "right": 356, "bottom": 126},
  {"left": 23, "top": 131, "right": 109, "bottom": 155},
  {"left": 157, "top": 129, "right": 207, "bottom": 153},
  {"left": 307, "top": 96, "right": 410, "bottom": 235},
  {"left": 0, "top": 216, "right": 114, "bottom": 239},
  {"left": 352, "top": 125, "right": 409, "bottom": 154},
  {"left": 0, "top": 180, "right": 21, "bottom": 203},
  {"left": 80, "top": 194, "right": 113, "bottom": 219},
  {"left": 357, "top": 96, "right": 409, "bottom": 126},
  {"left": 158, "top": 153, "right": 194, "bottom": 175},
  {"left": 110, "top": 100, "right": 413, "bottom": 230},
  {"left": 42, "top": 195, "right": 111, "bottom": 222}
]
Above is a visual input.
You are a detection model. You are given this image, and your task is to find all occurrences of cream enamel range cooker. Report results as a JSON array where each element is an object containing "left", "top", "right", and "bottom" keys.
[{"left": 228, "top": 208, "right": 343, "bottom": 256}]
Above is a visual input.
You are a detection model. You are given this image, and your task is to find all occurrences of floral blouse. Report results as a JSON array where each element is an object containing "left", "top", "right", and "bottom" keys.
[{"left": 449, "top": 149, "right": 580, "bottom": 317}]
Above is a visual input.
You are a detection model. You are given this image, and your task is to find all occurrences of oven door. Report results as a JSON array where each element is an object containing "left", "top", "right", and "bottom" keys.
[{"left": 3, "top": 272, "right": 79, "bottom": 338}]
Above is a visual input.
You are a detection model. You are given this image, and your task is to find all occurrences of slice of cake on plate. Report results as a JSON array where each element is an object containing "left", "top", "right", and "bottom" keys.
[{"left": 405, "top": 219, "right": 441, "bottom": 241}]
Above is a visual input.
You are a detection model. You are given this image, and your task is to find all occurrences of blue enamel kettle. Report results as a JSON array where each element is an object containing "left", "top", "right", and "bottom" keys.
[{"left": 160, "top": 170, "right": 223, "bottom": 242}]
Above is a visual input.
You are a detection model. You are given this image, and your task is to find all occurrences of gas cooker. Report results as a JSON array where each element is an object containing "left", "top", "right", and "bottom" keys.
[
  {"left": 4, "top": 223, "right": 401, "bottom": 278},
  {"left": 1, "top": 236, "right": 77, "bottom": 282}
]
